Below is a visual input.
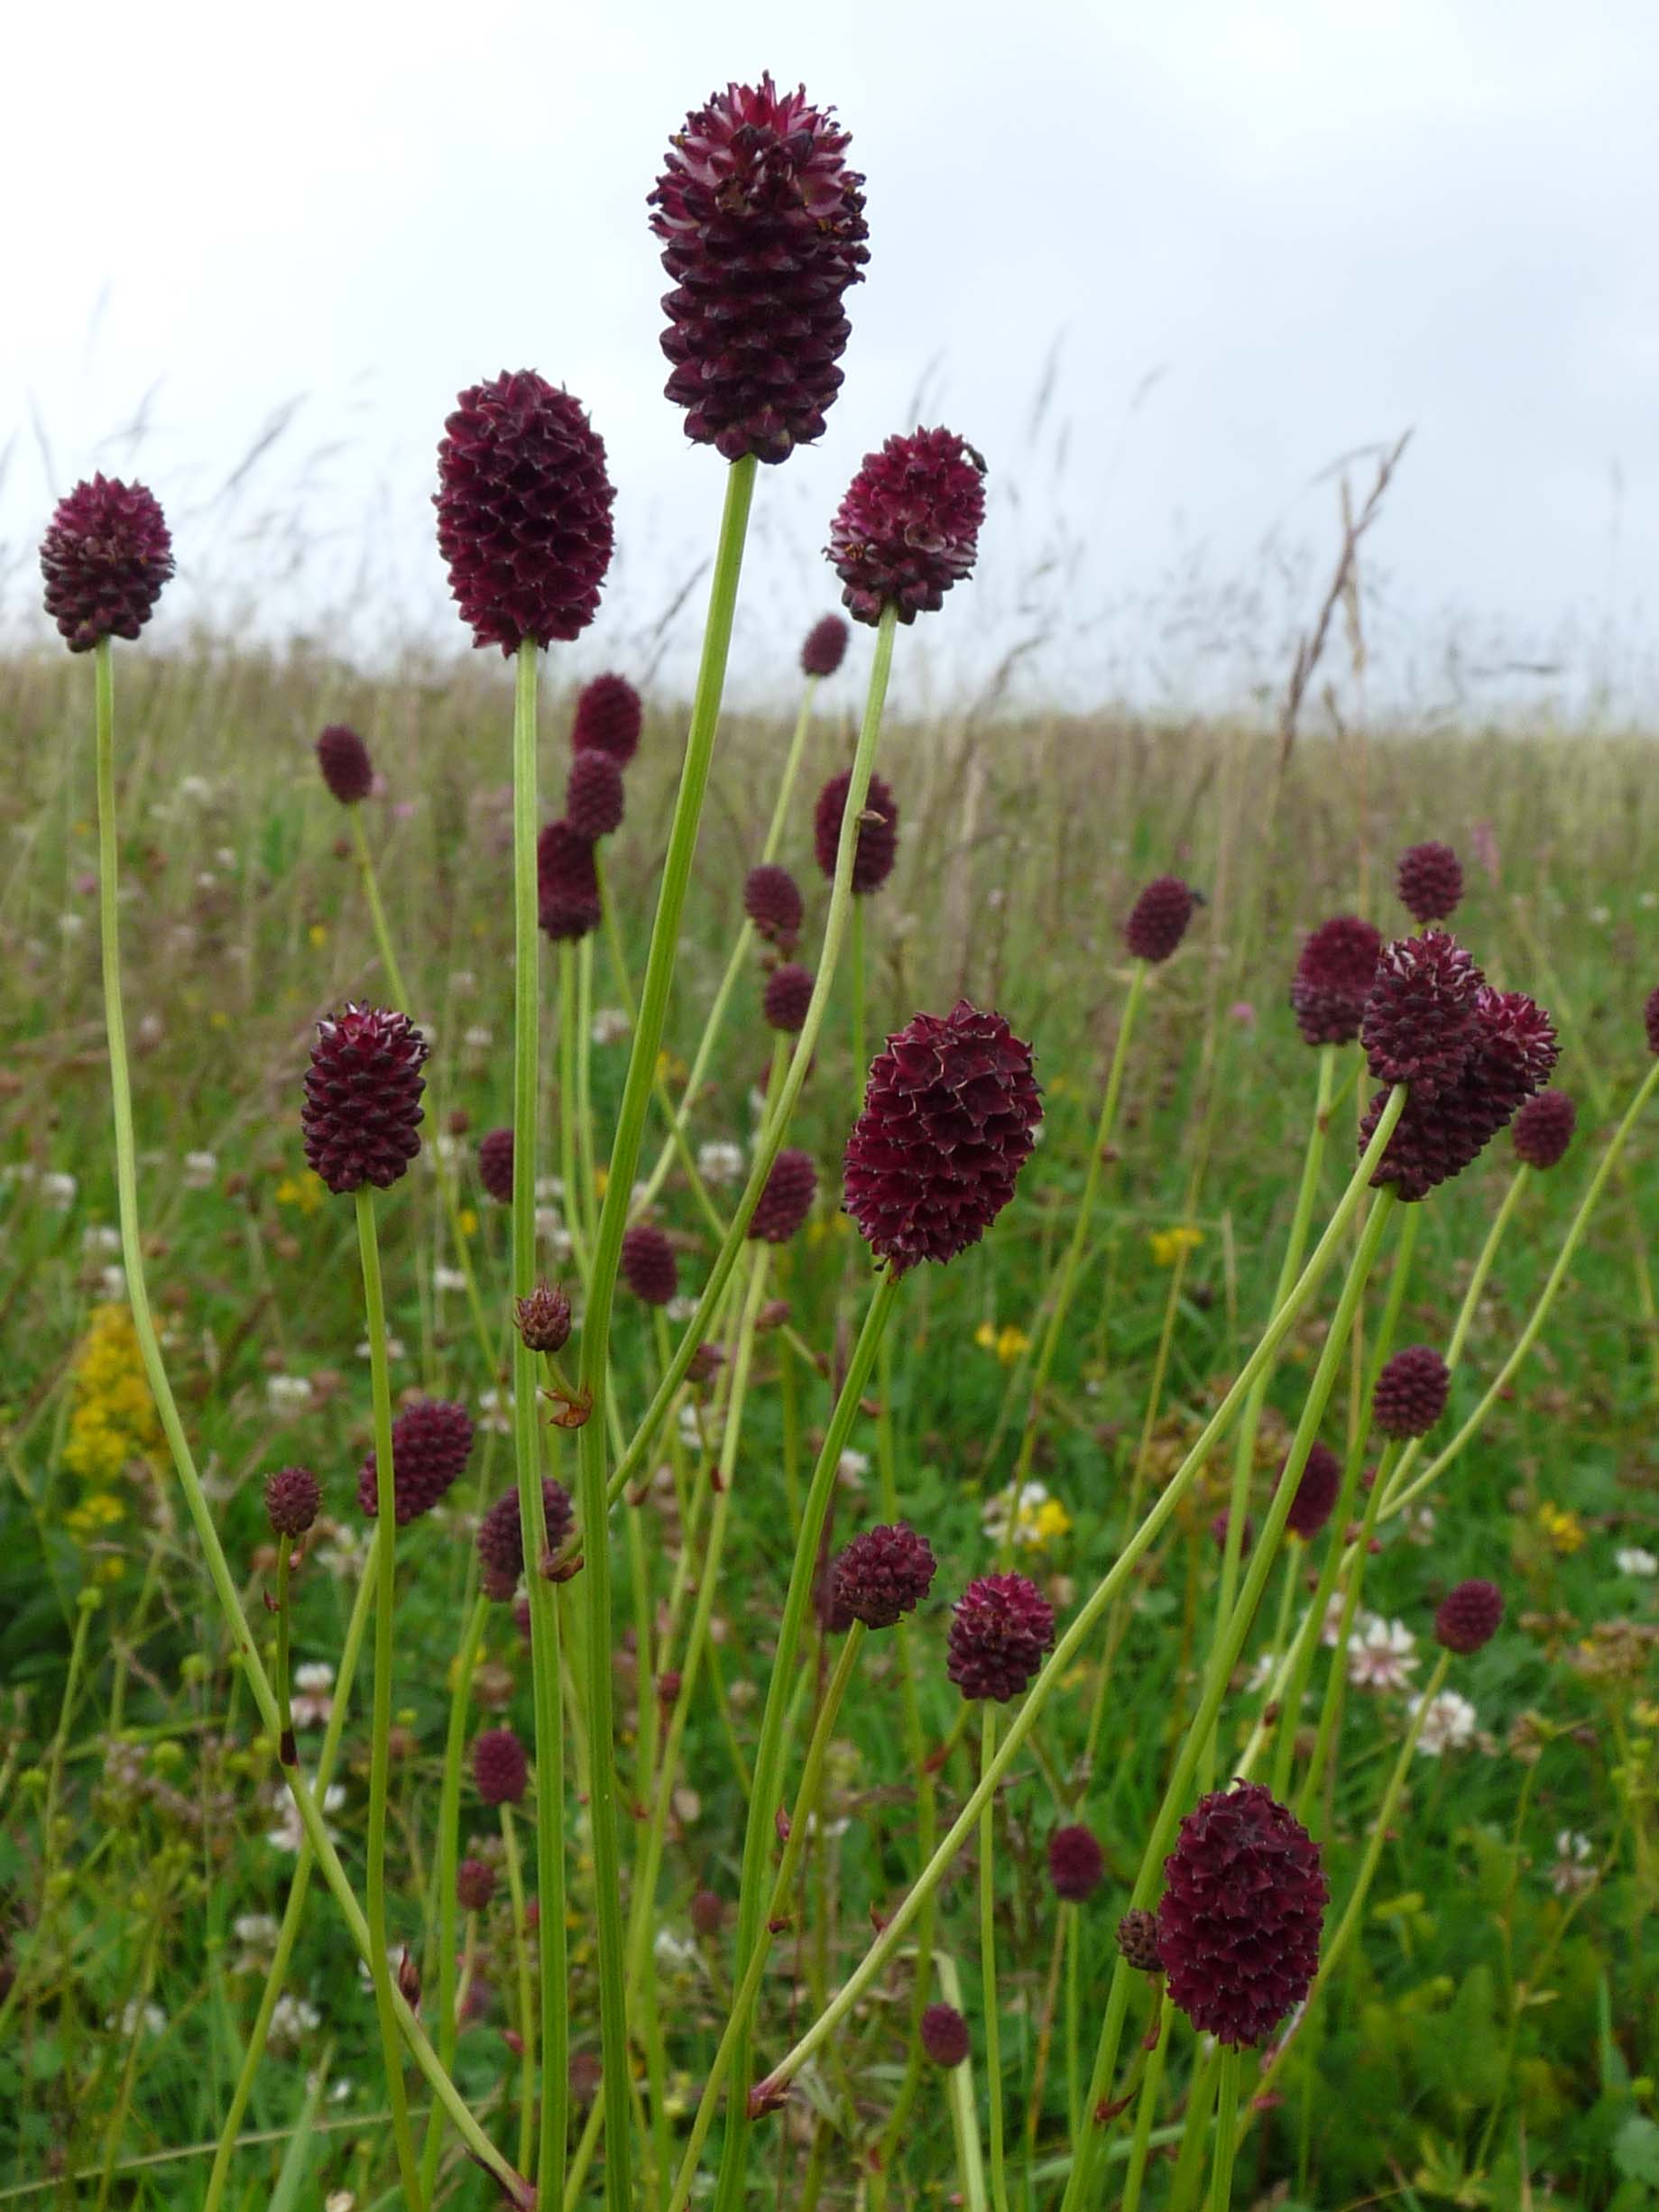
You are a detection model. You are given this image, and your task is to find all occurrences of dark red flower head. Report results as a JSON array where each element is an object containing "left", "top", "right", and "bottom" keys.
[
  {"left": 1125, "top": 877, "right": 1199, "bottom": 965},
  {"left": 621, "top": 1222, "right": 678, "bottom": 1306},
  {"left": 571, "top": 673, "right": 642, "bottom": 765},
  {"left": 690, "top": 1887, "right": 725, "bottom": 1936},
  {"left": 1363, "top": 982, "right": 1558, "bottom": 1202},
  {"left": 472, "top": 1726, "right": 528, "bottom": 1807},
  {"left": 1117, "top": 1909, "right": 1163, "bottom": 1973},
  {"left": 762, "top": 962, "right": 814, "bottom": 1034},
  {"left": 1360, "top": 931, "right": 1483, "bottom": 1097},
  {"left": 831, "top": 1522, "right": 936, "bottom": 1629},
  {"left": 650, "top": 75, "right": 868, "bottom": 464},
  {"left": 1290, "top": 916, "right": 1382, "bottom": 1046},
  {"left": 478, "top": 1127, "right": 515, "bottom": 1205},
  {"left": 1435, "top": 1578, "right": 1504, "bottom": 1654},
  {"left": 1211, "top": 1509, "right": 1253, "bottom": 1557},
  {"left": 1645, "top": 986, "right": 1659, "bottom": 1056},
  {"left": 41, "top": 475, "right": 174, "bottom": 651},
  {"left": 264, "top": 1465, "right": 320, "bottom": 1539},
  {"left": 1512, "top": 1089, "right": 1575, "bottom": 1170},
  {"left": 436, "top": 371, "right": 615, "bottom": 654},
  {"left": 1047, "top": 1823, "right": 1105, "bottom": 1903},
  {"left": 946, "top": 1571, "right": 1055, "bottom": 1701},
  {"left": 1397, "top": 841, "right": 1464, "bottom": 926},
  {"left": 516, "top": 1281, "right": 573, "bottom": 1354},
  {"left": 749, "top": 1147, "right": 816, "bottom": 1244},
  {"left": 538, "top": 820, "right": 603, "bottom": 943},
  {"left": 456, "top": 1857, "right": 496, "bottom": 1912},
  {"left": 814, "top": 769, "right": 899, "bottom": 893},
  {"left": 1372, "top": 1346, "right": 1450, "bottom": 1440},
  {"left": 316, "top": 724, "right": 374, "bottom": 806},
  {"left": 566, "top": 749, "right": 626, "bottom": 840},
  {"left": 1155, "top": 1781, "right": 1328, "bottom": 2048},
  {"left": 844, "top": 1001, "right": 1041, "bottom": 1273},
  {"left": 301, "top": 1005, "right": 428, "bottom": 1194},
  {"left": 801, "top": 614, "right": 850, "bottom": 677},
  {"left": 827, "top": 427, "right": 986, "bottom": 624},
  {"left": 476, "top": 1480, "right": 576, "bottom": 1600},
  {"left": 744, "top": 863, "right": 804, "bottom": 949},
  {"left": 357, "top": 1397, "right": 475, "bottom": 1524},
  {"left": 920, "top": 2003, "right": 971, "bottom": 2068},
  {"left": 1280, "top": 1441, "right": 1341, "bottom": 1541}
]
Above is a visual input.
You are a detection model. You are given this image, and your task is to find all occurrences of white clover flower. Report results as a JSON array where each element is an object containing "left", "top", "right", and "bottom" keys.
[
  {"left": 1347, "top": 1617, "right": 1419, "bottom": 1692},
  {"left": 267, "top": 1992, "right": 323, "bottom": 2052},
  {"left": 449, "top": 969, "right": 477, "bottom": 996},
  {"left": 1549, "top": 1830, "right": 1597, "bottom": 1895},
  {"left": 59, "top": 912, "right": 88, "bottom": 938},
  {"left": 291, "top": 1661, "right": 336, "bottom": 1728},
  {"left": 355, "top": 1337, "right": 407, "bottom": 1361},
  {"left": 478, "top": 1388, "right": 513, "bottom": 1436},
  {"left": 267, "top": 1374, "right": 314, "bottom": 1415},
  {"left": 591, "top": 1008, "right": 631, "bottom": 1046},
  {"left": 537, "top": 1212, "right": 575, "bottom": 1260},
  {"left": 982, "top": 1480, "right": 1049, "bottom": 1547},
  {"left": 100, "top": 1266, "right": 129, "bottom": 1302},
  {"left": 106, "top": 1998, "right": 167, "bottom": 2038},
  {"left": 667, "top": 1295, "right": 698, "bottom": 1324},
  {"left": 434, "top": 1133, "right": 461, "bottom": 1166},
  {"left": 1616, "top": 1545, "right": 1658, "bottom": 1578},
  {"left": 433, "top": 1266, "right": 468, "bottom": 1295},
  {"left": 82, "top": 1224, "right": 122, "bottom": 1257},
  {"left": 317, "top": 1523, "right": 368, "bottom": 1579},
  {"left": 41, "top": 1171, "right": 77, "bottom": 1210},
  {"left": 536, "top": 1175, "right": 566, "bottom": 1202},
  {"left": 181, "top": 1151, "right": 218, "bottom": 1189},
  {"left": 697, "top": 1141, "right": 745, "bottom": 1187},
  {"left": 463, "top": 1025, "right": 493, "bottom": 1052},
  {"left": 1412, "top": 1689, "right": 1478, "bottom": 1756},
  {"left": 265, "top": 1782, "right": 346, "bottom": 1854},
  {"left": 1247, "top": 1650, "right": 1281, "bottom": 1695},
  {"left": 837, "top": 1449, "right": 871, "bottom": 1485},
  {"left": 654, "top": 1927, "right": 699, "bottom": 1969}
]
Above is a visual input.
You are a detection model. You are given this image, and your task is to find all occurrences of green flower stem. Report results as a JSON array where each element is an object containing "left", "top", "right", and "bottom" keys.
[
  {"left": 1205, "top": 2046, "right": 1241, "bottom": 2209},
  {"left": 501, "top": 1801, "right": 537, "bottom": 2177},
  {"left": 201, "top": 1543, "right": 374, "bottom": 2211},
  {"left": 419, "top": 1588, "right": 489, "bottom": 2198},
  {"left": 355, "top": 1186, "right": 425, "bottom": 2212},
  {"left": 629, "top": 668, "right": 820, "bottom": 1222},
  {"left": 1164, "top": 2056, "right": 1219, "bottom": 2212},
  {"left": 510, "top": 636, "right": 570, "bottom": 2212},
  {"left": 714, "top": 1267, "right": 904, "bottom": 2207},
  {"left": 558, "top": 939, "right": 592, "bottom": 1285},
  {"left": 1118, "top": 2007, "right": 1173, "bottom": 2212},
  {"left": 850, "top": 894, "right": 868, "bottom": 1104},
  {"left": 1294, "top": 1439, "right": 1399, "bottom": 1827},
  {"left": 601, "top": 603, "right": 898, "bottom": 1533},
  {"left": 574, "top": 452, "right": 757, "bottom": 2212},
  {"left": 665, "top": 1623, "right": 867, "bottom": 2212},
  {"left": 1444, "top": 1166, "right": 1527, "bottom": 1369},
  {"left": 750, "top": 1095, "right": 1406, "bottom": 2114},
  {"left": 272, "top": 1545, "right": 295, "bottom": 1764},
  {"left": 577, "top": 936, "right": 600, "bottom": 1258},
  {"left": 995, "top": 961, "right": 1148, "bottom": 1572},
  {"left": 979, "top": 1703, "right": 1011, "bottom": 2212},
  {"left": 936, "top": 1953, "right": 991, "bottom": 2212}
]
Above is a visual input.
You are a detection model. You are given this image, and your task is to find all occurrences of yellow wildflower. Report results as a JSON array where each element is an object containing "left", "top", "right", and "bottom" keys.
[
  {"left": 308, "top": 922, "right": 328, "bottom": 949},
  {"left": 274, "top": 1172, "right": 327, "bottom": 1217},
  {"left": 656, "top": 1049, "right": 689, "bottom": 1086},
  {"left": 63, "top": 1304, "right": 161, "bottom": 1488},
  {"left": 1537, "top": 1501, "right": 1587, "bottom": 1557},
  {"left": 975, "top": 1321, "right": 1031, "bottom": 1366},
  {"left": 457, "top": 1208, "right": 478, "bottom": 1240},
  {"left": 806, "top": 1212, "right": 852, "bottom": 1248},
  {"left": 1031, "top": 1498, "right": 1073, "bottom": 1545},
  {"left": 1148, "top": 1225, "right": 1203, "bottom": 1267}
]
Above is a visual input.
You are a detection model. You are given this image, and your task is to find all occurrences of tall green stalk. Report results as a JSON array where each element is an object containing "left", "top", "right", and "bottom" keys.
[{"left": 980, "top": 1706, "right": 1011, "bottom": 2212}]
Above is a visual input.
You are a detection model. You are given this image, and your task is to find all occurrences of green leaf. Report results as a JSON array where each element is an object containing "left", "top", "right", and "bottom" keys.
[{"left": 1613, "top": 2114, "right": 1659, "bottom": 2187}]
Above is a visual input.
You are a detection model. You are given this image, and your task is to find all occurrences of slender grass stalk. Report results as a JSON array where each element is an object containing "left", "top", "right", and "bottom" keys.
[
  {"left": 355, "top": 1186, "right": 425, "bottom": 2211},
  {"left": 1118, "top": 2008, "right": 1173, "bottom": 2212},
  {"left": 850, "top": 893, "right": 868, "bottom": 1105},
  {"left": 979, "top": 1704, "right": 1011, "bottom": 2212},
  {"left": 1294, "top": 1438, "right": 1399, "bottom": 1827},
  {"left": 501, "top": 1802, "right": 537, "bottom": 2177},
  {"left": 1205, "top": 2047, "right": 1241, "bottom": 2210},
  {"left": 419, "top": 1590, "right": 490, "bottom": 2196},
  {"left": 937, "top": 1954, "right": 991, "bottom": 2212},
  {"left": 272, "top": 1544, "right": 295, "bottom": 1765}
]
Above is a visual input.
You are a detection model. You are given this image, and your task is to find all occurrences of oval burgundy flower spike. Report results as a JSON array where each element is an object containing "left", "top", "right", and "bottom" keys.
[
  {"left": 41, "top": 475, "right": 174, "bottom": 651},
  {"left": 814, "top": 769, "right": 899, "bottom": 894},
  {"left": 538, "top": 820, "right": 603, "bottom": 943},
  {"left": 356, "top": 1397, "right": 475, "bottom": 1525},
  {"left": 1397, "top": 840, "right": 1464, "bottom": 926},
  {"left": 1124, "top": 877, "right": 1199, "bottom": 965},
  {"left": 827, "top": 427, "right": 987, "bottom": 625},
  {"left": 748, "top": 1147, "right": 817, "bottom": 1244},
  {"left": 800, "top": 613, "right": 850, "bottom": 677},
  {"left": 744, "top": 862, "right": 804, "bottom": 949},
  {"left": 1434, "top": 1577, "right": 1504, "bottom": 1654},
  {"left": 316, "top": 724, "right": 374, "bottom": 806},
  {"left": 1290, "top": 915, "right": 1382, "bottom": 1047},
  {"left": 571, "top": 672, "right": 642, "bottom": 765},
  {"left": 301, "top": 1005, "right": 429, "bottom": 1195},
  {"left": 946, "top": 1571, "right": 1055, "bottom": 1701}
]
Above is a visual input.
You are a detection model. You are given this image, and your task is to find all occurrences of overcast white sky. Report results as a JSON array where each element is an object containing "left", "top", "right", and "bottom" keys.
[{"left": 5, "top": 0, "right": 1657, "bottom": 715}]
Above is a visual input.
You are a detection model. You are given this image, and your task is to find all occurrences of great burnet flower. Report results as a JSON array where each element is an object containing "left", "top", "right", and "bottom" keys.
[
  {"left": 436, "top": 371, "right": 614, "bottom": 654},
  {"left": 1434, "top": 1578, "right": 1504, "bottom": 1654},
  {"left": 1280, "top": 1440, "right": 1341, "bottom": 1541},
  {"left": 515, "top": 1280, "right": 572, "bottom": 1354},
  {"left": 1397, "top": 840, "right": 1464, "bottom": 925},
  {"left": 1645, "top": 986, "right": 1659, "bottom": 1057},
  {"left": 538, "top": 820, "right": 603, "bottom": 942},
  {"left": 620, "top": 1222, "right": 677, "bottom": 1306},
  {"left": 1155, "top": 1781, "right": 1328, "bottom": 2048},
  {"left": 762, "top": 962, "right": 814, "bottom": 1034},
  {"left": 478, "top": 1127, "right": 514, "bottom": 1205},
  {"left": 650, "top": 75, "right": 868, "bottom": 464},
  {"left": 744, "top": 863, "right": 804, "bottom": 949},
  {"left": 748, "top": 1148, "right": 816, "bottom": 1244},
  {"left": 1124, "top": 877, "right": 1198, "bottom": 965},
  {"left": 476, "top": 1480, "right": 576, "bottom": 1600},
  {"left": 1047, "top": 1823, "right": 1105, "bottom": 1902},
  {"left": 571, "top": 673, "right": 642, "bottom": 765},
  {"left": 301, "top": 1006, "right": 428, "bottom": 1194},
  {"left": 1372, "top": 1346, "right": 1451, "bottom": 1440},
  {"left": 356, "top": 1397, "right": 475, "bottom": 1524},
  {"left": 831, "top": 1522, "right": 935, "bottom": 1628},
  {"left": 566, "top": 749, "right": 625, "bottom": 840},
  {"left": 801, "top": 613, "right": 850, "bottom": 677},
  {"left": 456, "top": 1858, "right": 496, "bottom": 1912},
  {"left": 920, "top": 2003, "right": 970, "bottom": 2068},
  {"left": 1363, "top": 982, "right": 1558, "bottom": 1202},
  {"left": 946, "top": 1572, "right": 1055, "bottom": 1701},
  {"left": 827, "top": 427, "right": 986, "bottom": 624},
  {"left": 316, "top": 724, "right": 374, "bottom": 806},
  {"left": 1360, "top": 931, "right": 1482, "bottom": 1096},
  {"left": 814, "top": 769, "right": 899, "bottom": 893},
  {"left": 1512, "top": 1088, "right": 1575, "bottom": 1169},
  {"left": 1117, "top": 1909, "right": 1162, "bottom": 1973},
  {"left": 264, "top": 1466, "right": 320, "bottom": 1539},
  {"left": 1290, "top": 915, "right": 1382, "bottom": 1046},
  {"left": 472, "top": 1726, "right": 528, "bottom": 1807},
  {"left": 41, "top": 475, "right": 175, "bottom": 651},
  {"left": 843, "top": 1001, "right": 1041, "bottom": 1273}
]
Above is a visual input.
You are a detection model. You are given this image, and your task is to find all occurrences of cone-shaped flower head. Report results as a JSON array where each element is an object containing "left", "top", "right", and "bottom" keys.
[
  {"left": 946, "top": 1571, "right": 1055, "bottom": 1701},
  {"left": 301, "top": 1005, "right": 428, "bottom": 1194},
  {"left": 516, "top": 1281, "right": 572, "bottom": 1354},
  {"left": 476, "top": 1479, "right": 576, "bottom": 1600},
  {"left": 844, "top": 1001, "right": 1041, "bottom": 1273},
  {"left": 801, "top": 613, "right": 850, "bottom": 677},
  {"left": 749, "top": 1147, "right": 816, "bottom": 1243},
  {"left": 316, "top": 724, "right": 374, "bottom": 806},
  {"left": 621, "top": 1222, "right": 677, "bottom": 1306},
  {"left": 1280, "top": 1440, "right": 1341, "bottom": 1541},
  {"left": 1646, "top": 986, "right": 1659, "bottom": 1056},
  {"left": 762, "top": 962, "right": 814, "bottom": 1034},
  {"left": 478, "top": 1127, "right": 515, "bottom": 1205},
  {"left": 1360, "top": 931, "right": 1483, "bottom": 1096},
  {"left": 1047, "top": 1823, "right": 1105, "bottom": 1902},
  {"left": 1397, "top": 840, "right": 1464, "bottom": 925},
  {"left": 814, "top": 768, "right": 899, "bottom": 893},
  {"left": 1117, "top": 1909, "right": 1163, "bottom": 1973},
  {"left": 1372, "top": 1346, "right": 1451, "bottom": 1440},
  {"left": 356, "top": 1397, "right": 475, "bottom": 1524},
  {"left": 456, "top": 1858, "right": 496, "bottom": 1912},
  {"left": 40, "top": 475, "right": 174, "bottom": 651},
  {"left": 571, "top": 673, "right": 642, "bottom": 765},
  {"left": 650, "top": 76, "right": 868, "bottom": 464},
  {"left": 436, "top": 371, "right": 614, "bottom": 654},
  {"left": 1434, "top": 1577, "right": 1504, "bottom": 1654},
  {"left": 1363, "top": 982, "right": 1557, "bottom": 1202},
  {"left": 264, "top": 1465, "right": 320, "bottom": 1539},
  {"left": 1155, "top": 1781, "right": 1328, "bottom": 2048},
  {"left": 566, "top": 748, "right": 626, "bottom": 840},
  {"left": 1124, "top": 876, "right": 1199, "bottom": 965},
  {"left": 919, "top": 2003, "right": 970, "bottom": 2068},
  {"left": 743, "top": 862, "right": 804, "bottom": 949},
  {"left": 1290, "top": 915, "right": 1382, "bottom": 1046},
  {"left": 828, "top": 427, "right": 986, "bottom": 624},
  {"left": 1512, "top": 1088, "right": 1575, "bottom": 1169},
  {"left": 831, "top": 1522, "right": 936, "bottom": 1629},
  {"left": 538, "top": 820, "right": 603, "bottom": 942},
  {"left": 472, "top": 1726, "right": 528, "bottom": 1806}
]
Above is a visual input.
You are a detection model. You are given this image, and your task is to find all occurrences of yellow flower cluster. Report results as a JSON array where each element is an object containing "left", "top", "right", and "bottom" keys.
[
  {"left": 975, "top": 1320, "right": 1032, "bottom": 1366},
  {"left": 1148, "top": 1225, "right": 1203, "bottom": 1267},
  {"left": 62, "top": 1303, "right": 160, "bottom": 1581},
  {"left": 274, "top": 1172, "right": 327, "bottom": 1217},
  {"left": 1537, "top": 1500, "right": 1587, "bottom": 1557}
]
